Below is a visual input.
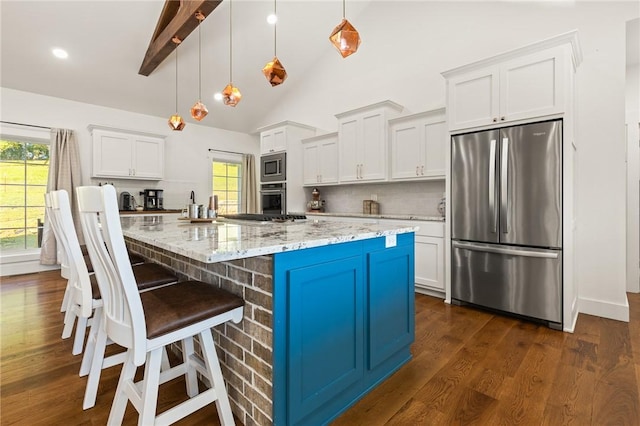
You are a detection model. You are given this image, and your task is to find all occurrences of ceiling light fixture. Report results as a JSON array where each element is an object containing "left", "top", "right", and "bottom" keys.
[
  {"left": 266, "top": 13, "right": 277, "bottom": 25},
  {"left": 190, "top": 11, "right": 208, "bottom": 121},
  {"left": 262, "top": 0, "right": 287, "bottom": 86},
  {"left": 168, "top": 36, "right": 186, "bottom": 131},
  {"left": 222, "top": 0, "right": 242, "bottom": 107},
  {"left": 329, "top": 0, "right": 361, "bottom": 58},
  {"left": 52, "top": 48, "right": 68, "bottom": 59}
]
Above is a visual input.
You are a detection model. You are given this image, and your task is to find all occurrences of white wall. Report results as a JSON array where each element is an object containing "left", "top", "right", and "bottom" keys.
[
  {"left": 0, "top": 88, "right": 260, "bottom": 209},
  {"left": 626, "top": 59, "right": 639, "bottom": 293},
  {"left": 258, "top": 1, "right": 639, "bottom": 321}
]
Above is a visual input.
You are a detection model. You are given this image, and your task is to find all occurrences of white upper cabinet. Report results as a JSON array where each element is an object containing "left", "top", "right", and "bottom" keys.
[
  {"left": 443, "top": 32, "right": 582, "bottom": 131},
  {"left": 336, "top": 101, "right": 404, "bottom": 183},
  {"left": 257, "top": 121, "right": 316, "bottom": 155},
  {"left": 389, "top": 108, "right": 446, "bottom": 181},
  {"left": 89, "top": 125, "right": 165, "bottom": 180},
  {"left": 302, "top": 132, "right": 338, "bottom": 186}
]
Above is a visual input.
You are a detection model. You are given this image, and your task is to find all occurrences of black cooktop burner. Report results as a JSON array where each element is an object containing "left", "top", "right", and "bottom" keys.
[{"left": 219, "top": 213, "right": 307, "bottom": 222}]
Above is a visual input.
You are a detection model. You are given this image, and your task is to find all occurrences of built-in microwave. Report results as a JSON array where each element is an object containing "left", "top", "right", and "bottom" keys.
[{"left": 260, "top": 152, "right": 286, "bottom": 183}]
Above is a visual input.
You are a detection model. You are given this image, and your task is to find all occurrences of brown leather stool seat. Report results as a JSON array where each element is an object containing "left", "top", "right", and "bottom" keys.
[
  {"left": 89, "top": 263, "right": 179, "bottom": 298},
  {"left": 140, "top": 282, "right": 245, "bottom": 339}
]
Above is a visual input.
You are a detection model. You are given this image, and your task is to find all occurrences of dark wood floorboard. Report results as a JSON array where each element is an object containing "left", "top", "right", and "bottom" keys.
[{"left": 1, "top": 270, "right": 639, "bottom": 425}]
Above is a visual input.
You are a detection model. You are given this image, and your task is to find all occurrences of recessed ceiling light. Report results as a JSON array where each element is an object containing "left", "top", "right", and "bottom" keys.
[
  {"left": 214, "top": 92, "right": 223, "bottom": 101},
  {"left": 52, "top": 48, "right": 68, "bottom": 59},
  {"left": 267, "top": 14, "right": 277, "bottom": 25}
]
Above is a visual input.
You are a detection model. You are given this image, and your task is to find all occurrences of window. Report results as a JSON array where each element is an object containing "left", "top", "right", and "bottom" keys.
[
  {"left": 212, "top": 160, "right": 241, "bottom": 214},
  {"left": 0, "top": 139, "right": 49, "bottom": 252}
]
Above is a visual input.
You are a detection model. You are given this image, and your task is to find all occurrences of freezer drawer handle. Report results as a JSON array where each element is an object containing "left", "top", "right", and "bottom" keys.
[{"left": 453, "top": 241, "right": 559, "bottom": 259}]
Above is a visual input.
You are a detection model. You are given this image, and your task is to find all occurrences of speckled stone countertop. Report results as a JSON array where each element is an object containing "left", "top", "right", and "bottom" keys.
[
  {"left": 302, "top": 212, "right": 445, "bottom": 222},
  {"left": 120, "top": 214, "right": 417, "bottom": 263}
]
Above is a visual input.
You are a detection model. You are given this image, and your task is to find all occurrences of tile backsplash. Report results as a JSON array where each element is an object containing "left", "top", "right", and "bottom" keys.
[{"left": 307, "top": 180, "right": 445, "bottom": 217}]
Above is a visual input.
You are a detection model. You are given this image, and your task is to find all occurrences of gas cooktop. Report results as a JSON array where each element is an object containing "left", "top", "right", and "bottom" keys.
[{"left": 218, "top": 213, "right": 307, "bottom": 222}]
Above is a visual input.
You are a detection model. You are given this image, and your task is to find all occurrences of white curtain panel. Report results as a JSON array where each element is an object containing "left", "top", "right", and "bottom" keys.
[
  {"left": 40, "top": 128, "right": 82, "bottom": 265},
  {"left": 241, "top": 154, "right": 259, "bottom": 213}
]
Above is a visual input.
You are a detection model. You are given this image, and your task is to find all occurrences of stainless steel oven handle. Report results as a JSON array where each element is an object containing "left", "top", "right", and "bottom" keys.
[{"left": 453, "top": 241, "right": 559, "bottom": 259}]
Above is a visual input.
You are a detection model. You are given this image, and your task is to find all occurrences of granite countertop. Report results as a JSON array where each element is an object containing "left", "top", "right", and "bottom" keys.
[
  {"left": 120, "top": 214, "right": 416, "bottom": 263},
  {"left": 119, "top": 209, "right": 183, "bottom": 215},
  {"left": 302, "top": 211, "right": 445, "bottom": 222}
]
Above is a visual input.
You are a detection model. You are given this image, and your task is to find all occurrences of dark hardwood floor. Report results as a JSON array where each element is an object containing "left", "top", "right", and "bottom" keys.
[{"left": 1, "top": 270, "right": 639, "bottom": 425}]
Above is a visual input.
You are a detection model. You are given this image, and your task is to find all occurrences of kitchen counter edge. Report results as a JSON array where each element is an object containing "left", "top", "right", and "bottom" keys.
[{"left": 302, "top": 212, "right": 445, "bottom": 222}]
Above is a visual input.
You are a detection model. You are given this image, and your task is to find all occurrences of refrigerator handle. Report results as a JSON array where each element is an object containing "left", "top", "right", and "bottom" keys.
[
  {"left": 500, "top": 137, "right": 509, "bottom": 233},
  {"left": 453, "top": 241, "right": 559, "bottom": 259},
  {"left": 489, "top": 139, "right": 497, "bottom": 233}
]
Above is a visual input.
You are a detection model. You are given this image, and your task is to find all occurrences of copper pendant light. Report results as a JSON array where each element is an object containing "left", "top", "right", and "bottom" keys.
[
  {"left": 168, "top": 36, "right": 186, "bottom": 131},
  {"left": 190, "top": 11, "right": 208, "bottom": 121},
  {"left": 222, "top": 0, "right": 241, "bottom": 107},
  {"left": 262, "top": 0, "right": 287, "bottom": 86},
  {"left": 329, "top": 0, "right": 361, "bottom": 58}
]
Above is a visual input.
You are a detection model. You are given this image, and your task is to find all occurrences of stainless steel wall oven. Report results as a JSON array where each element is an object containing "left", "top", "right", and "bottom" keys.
[{"left": 261, "top": 183, "right": 286, "bottom": 215}]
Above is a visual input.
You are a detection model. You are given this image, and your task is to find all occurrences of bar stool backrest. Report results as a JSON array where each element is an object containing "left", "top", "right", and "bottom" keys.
[
  {"left": 76, "top": 185, "right": 146, "bottom": 365},
  {"left": 49, "top": 190, "right": 93, "bottom": 318}
]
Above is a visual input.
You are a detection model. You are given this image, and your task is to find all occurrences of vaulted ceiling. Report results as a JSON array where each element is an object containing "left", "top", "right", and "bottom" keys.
[{"left": 0, "top": 0, "right": 370, "bottom": 134}]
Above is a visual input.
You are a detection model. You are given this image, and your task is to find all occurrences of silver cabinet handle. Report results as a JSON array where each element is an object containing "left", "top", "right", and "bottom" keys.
[
  {"left": 489, "top": 139, "right": 497, "bottom": 233},
  {"left": 453, "top": 241, "right": 559, "bottom": 259},
  {"left": 416, "top": 166, "right": 419, "bottom": 176},
  {"left": 421, "top": 165, "right": 424, "bottom": 175},
  {"left": 500, "top": 137, "right": 509, "bottom": 233}
]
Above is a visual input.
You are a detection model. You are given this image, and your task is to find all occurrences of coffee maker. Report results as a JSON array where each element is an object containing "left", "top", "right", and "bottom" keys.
[
  {"left": 143, "top": 189, "right": 164, "bottom": 210},
  {"left": 308, "top": 188, "right": 324, "bottom": 212}
]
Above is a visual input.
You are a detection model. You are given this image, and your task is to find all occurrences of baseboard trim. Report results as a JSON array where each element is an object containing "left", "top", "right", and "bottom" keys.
[
  {"left": 578, "top": 296, "right": 630, "bottom": 323},
  {"left": 1, "top": 259, "right": 59, "bottom": 277}
]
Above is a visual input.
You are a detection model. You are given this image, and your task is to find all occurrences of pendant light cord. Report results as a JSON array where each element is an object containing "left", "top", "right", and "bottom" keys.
[
  {"left": 198, "top": 18, "right": 202, "bottom": 100},
  {"left": 274, "top": 0, "right": 277, "bottom": 57},
  {"left": 229, "top": 0, "right": 233, "bottom": 83},
  {"left": 342, "top": 0, "right": 345, "bottom": 18},
  {"left": 175, "top": 46, "right": 179, "bottom": 112}
]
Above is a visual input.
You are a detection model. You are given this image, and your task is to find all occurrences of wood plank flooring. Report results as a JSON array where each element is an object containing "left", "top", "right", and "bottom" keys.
[{"left": 1, "top": 270, "right": 639, "bottom": 425}]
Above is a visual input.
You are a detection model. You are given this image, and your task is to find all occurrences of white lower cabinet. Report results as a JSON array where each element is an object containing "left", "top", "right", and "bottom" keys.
[{"left": 306, "top": 215, "right": 445, "bottom": 297}]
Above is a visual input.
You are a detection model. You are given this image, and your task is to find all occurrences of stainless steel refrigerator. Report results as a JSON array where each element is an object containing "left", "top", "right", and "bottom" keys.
[{"left": 451, "top": 120, "right": 562, "bottom": 329}]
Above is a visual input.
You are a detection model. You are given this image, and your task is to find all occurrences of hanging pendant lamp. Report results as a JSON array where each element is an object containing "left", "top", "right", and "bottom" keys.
[
  {"left": 222, "top": 0, "right": 242, "bottom": 107},
  {"left": 190, "top": 11, "right": 208, "bottom": 121},
  {"left": 262, "top": 0, "right": 287, "bottom": 86},
  {"left": 168, "top": 36, "right": 186, "bottom": 131},
  {"left": 329, "top": 0, "right": 361, "bottom": 58}
]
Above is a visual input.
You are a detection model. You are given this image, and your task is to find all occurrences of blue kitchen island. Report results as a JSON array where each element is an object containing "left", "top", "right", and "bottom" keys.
[{"left": 121, "top": 214, "right": 416, "bottom": 425}]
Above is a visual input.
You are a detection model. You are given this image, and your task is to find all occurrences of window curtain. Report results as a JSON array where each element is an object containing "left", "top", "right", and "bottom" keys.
[
  {"left": 241, "top": 154, "right": 259, "bottom": 213},
  {"left": 40, "top": 128, "right": 83, "bottom": 265}
]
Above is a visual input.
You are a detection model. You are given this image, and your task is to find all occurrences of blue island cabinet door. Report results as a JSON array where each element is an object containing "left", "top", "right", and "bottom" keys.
[
  {"left": 287, "top": 255, "right": 364, "bottom": 425},
  {"left": 367, "top": 239, "right": 415, "bottom": 372}
]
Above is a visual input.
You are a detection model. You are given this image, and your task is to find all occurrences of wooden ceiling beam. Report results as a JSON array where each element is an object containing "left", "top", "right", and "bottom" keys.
[{"left": 139, "top": 0, "right": 222, "bottom": 76}]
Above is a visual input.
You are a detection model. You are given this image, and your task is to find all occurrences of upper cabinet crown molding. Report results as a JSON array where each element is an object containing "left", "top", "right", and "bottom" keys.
[
  {"left": 441, "top": 29, "right": 582, "bottom": 79},
  {"left": 254, "top": 121, "right": 317, "bottom": 135},
  {"left": 335, "top": 100, "right": 404, "bottom": 120},
  {"left": 87, "top": 124, "right": 166, "bottom": 140}
]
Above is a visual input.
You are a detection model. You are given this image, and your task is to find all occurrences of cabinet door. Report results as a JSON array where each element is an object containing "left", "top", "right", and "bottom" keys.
[
  {"left": 338, "top": 118, "right": 360, "bottom": 183},
  {"left": 260, "top": 131, "right": 274, "bottom": 154},
  {"left": 500, "top": 47, "right": 565, "bottom": 122},
  {"left": 390, "top": 119, "right": 421, "bottom": 180},
  {"left": 302, "top": 142, "right": 319, "bottom": 185},
  {"left": 287, "top": 256, "right": 364, "bottom": 424},
  {"left": 131, "top": 137, "right": 164, "bottom": 179},
  {"left": 422, "top": 120, "right": 446, "bottom": 178},
  {"left": 318, "top": 137, "right": 338, "bottom": 184},
  {"left": 92, "top": 132, "right": 132, "bottom": 178},
  {"left": 360, "top": 112, "right": 386, "bottom": 181},
  {"left": 415, "top": 235, "right": 444, "bottom": 291},
  {"left": 447, "top": 66, "right": 500, "bottom": 130},
  {"left": 367, "top": 242, "right": 414, "bottom": 369},
  {"left": 262, "top": 127, "right": 288, "bottom": 154}
]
